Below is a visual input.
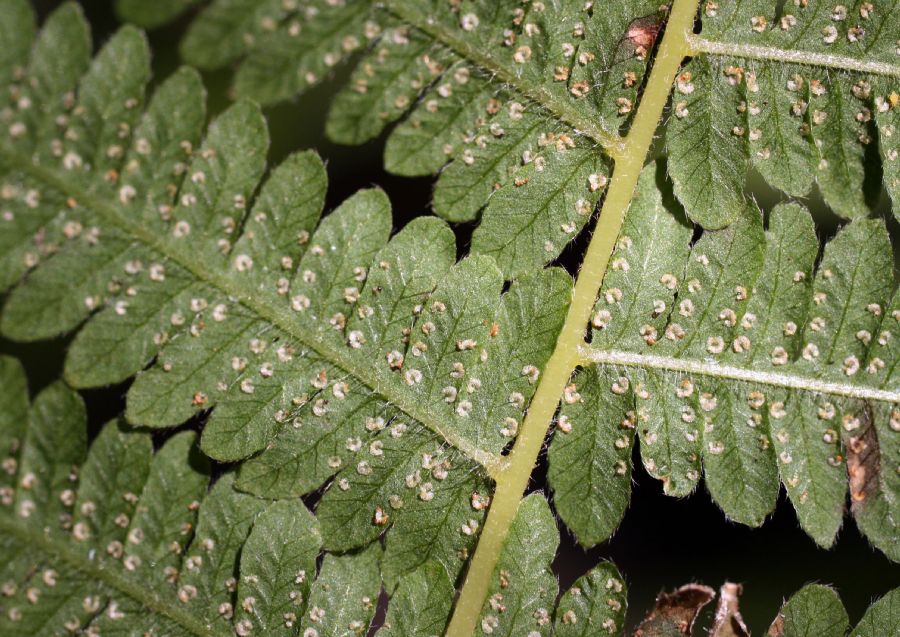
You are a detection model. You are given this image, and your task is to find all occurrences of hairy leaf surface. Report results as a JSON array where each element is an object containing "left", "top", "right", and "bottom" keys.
[
  {"left": 555, "top": 164, "right": 900, "bottom": 560},
  {"left": 4, "top": 1, "right": 900, "bottom": 633},
  {"left": 0, "top": 355, "right": 363, "bottom": 637},
  {"left": 114, "top": 0, "right": 900, "bottom": 269},
  {"left": 0, "top": 2, "right": 576, "bottom": 601}
]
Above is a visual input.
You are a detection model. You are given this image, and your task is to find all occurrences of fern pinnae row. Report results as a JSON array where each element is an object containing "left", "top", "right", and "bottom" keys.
[
  {"left": 0, "top": 142, "right": 504, "bottom": 476},
  {"left": 687, "top": 34, "right": 900, "bottom": 79},
  {"left": 381, "top": 0, "right": 625, "bottom": 157},
  {"left": 579, "top": 347, "right": 900, "bottom": 403},
  {"left": 0, "top": 10, "right": 582, "bottom": 623},
  {"left": 0, "top": 515, "right": 217, "bottom": 637},
  {"left": 0, "top": 360, "right": 344, "bottom": 635}
]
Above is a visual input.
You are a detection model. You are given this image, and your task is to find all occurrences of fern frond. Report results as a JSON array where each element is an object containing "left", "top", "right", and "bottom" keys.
[
  {"left": 377, "top": 0, "right": 900, "bottom": 231},
  {"left": 328, "top": 0, "right": 655, "bottom": 278},
  {"left": 116, "top": 1, "right": 900, "bottom": 265},
  {"left": 0, "top": 1, "right": 582, "bottom": 590},
  {"left": 668, "top": 0, "right": 900, "bottom": 226},
  {"left": 5, "top": 2, "right": 900, "bottom": 632},
  {"left": 0, "top": 355, "right": 370, "bottom": 636},
  {"left": 484, "top": 498, "right": 899, "bottom": 637},
  {"left": 116, "top": 0, "right": 379, "bottom": 106},
  {"left": 550, "top": 163, "right": 900, "bottom": 559},
  {"left": 114, "top": 0, "right": 667, "bottom": 277},
  {"left": 0, "top": 370, "right": 597, "bottom": 637},
  {"left": 0, "top": 359, "right": 895, "bottom": 633}
]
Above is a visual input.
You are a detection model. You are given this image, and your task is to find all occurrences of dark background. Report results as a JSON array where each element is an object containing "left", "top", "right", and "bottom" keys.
[{"left": 5, "top": 1, "right": 899, "bottom": 632}]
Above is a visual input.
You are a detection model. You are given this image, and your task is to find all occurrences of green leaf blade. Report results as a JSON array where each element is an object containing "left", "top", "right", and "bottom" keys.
[
  {"left": 852, "top": 588, "right": 900, "bottom": 637},
  {"left": 71, "top": 420, "right": 153, "bottom": 549},
  {"left": 377, "top": 561, "right": 453, "bottom": 637},
  {"left": 229, "top": 0, "right": 371, "bottom": 105},
  {"left": 124, "top": 431, "right": 210, "bottom": 585},
  {"left": 471, "top": 147, "right": 607, "bottom": 278},
  {"left": 769, "top": 584, "right": 849, "bottom": 637},
  {"left": 665, "top": 57, "right": 747, "bottom": 229},
  {"left": 477, "top": 493, "right": 559, "bottom": 637},
  {"left": 235, "top": 499, "right": 322, "bottom": 637},
  {"left": 548, "top": 366, "right": 634, "bottom": 547},
  {"left": 326, "top": 24, "right": 450, "bottom": 146},
  {"left": 553, "top": 562, "right": 627, "bottom": 637},
  {"left": 298, "top": 544, "right": 382, "bottom": 637}
]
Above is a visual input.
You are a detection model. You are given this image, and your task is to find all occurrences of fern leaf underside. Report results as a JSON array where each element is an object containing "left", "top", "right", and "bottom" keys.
[
  {"left": 0, "top": 355, "right": 897, "bottom": 635},
  {"left": 1, "top": 0, "right": 900, "bottom": 635},
  {"left": 120, "top": 0, "right": 900, "bottom": 263}
]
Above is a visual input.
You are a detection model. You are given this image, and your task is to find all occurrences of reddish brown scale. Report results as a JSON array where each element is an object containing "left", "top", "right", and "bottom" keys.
[{"left": 624, "top": 15, "right": 664, "bottom": 58}]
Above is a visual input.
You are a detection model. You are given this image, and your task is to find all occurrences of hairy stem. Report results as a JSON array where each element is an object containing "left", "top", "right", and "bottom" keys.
[
  {"left": 579, "top": 347, "right": 900, "bottom": 403},
  {"left": 443, "top": 1, "right": 701, "bottom": 635},
  {"left": 687, "top": 34, "right": 900, "bottom": 78}
]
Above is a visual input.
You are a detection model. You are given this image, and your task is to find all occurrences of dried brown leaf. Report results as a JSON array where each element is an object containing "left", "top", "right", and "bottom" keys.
[
  {"left": 710, "top": 582, "right": 750, "bottom": 637},
  {"left": 633, "top": 583, "right": 716, "bottom": 637},
  {"left": 766, "top": 615, "right": 784, "bottom": 637},
  {"left": 847, "top": 404, "right": 879, "bottom": 510}
]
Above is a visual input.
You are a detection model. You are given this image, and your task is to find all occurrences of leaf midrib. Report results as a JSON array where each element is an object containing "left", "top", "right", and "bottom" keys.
[
  {"left": 0, "top": 515, "right": 216, "bottom": 637},
  {"left": 580, "top": 346, "right": 900, "bottom": 402},
  {"left": 687, "top": 33, "right": 900, "bottom": 78},
  {"left": 0, "top": 143, "right": 503, "bottom": 476}
]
